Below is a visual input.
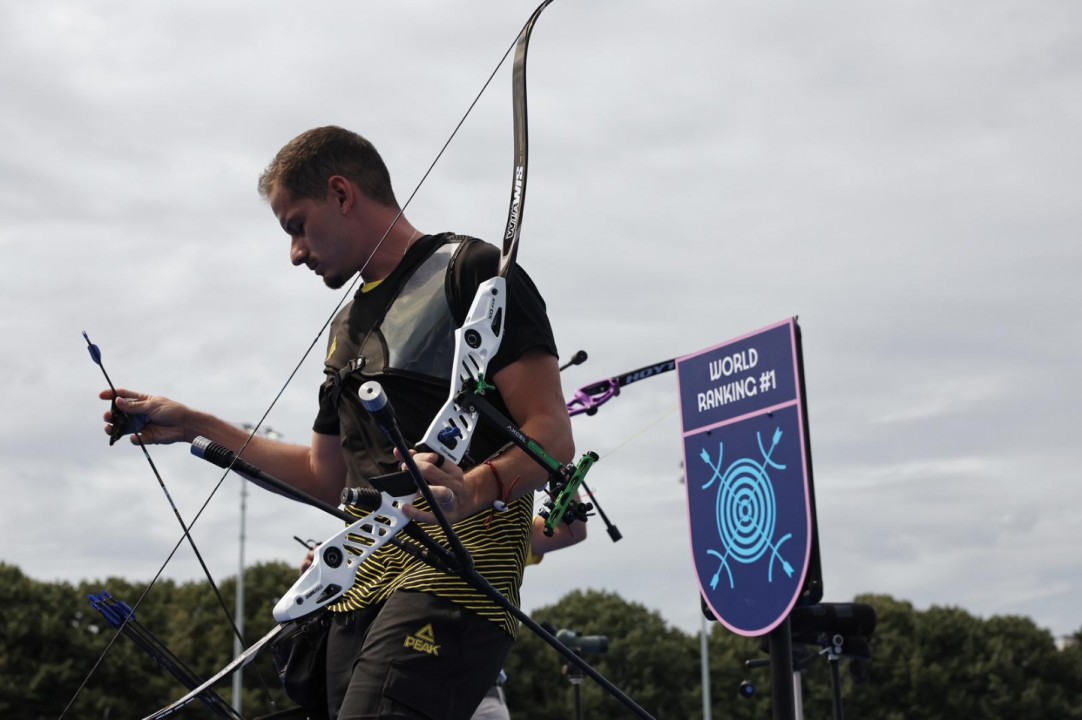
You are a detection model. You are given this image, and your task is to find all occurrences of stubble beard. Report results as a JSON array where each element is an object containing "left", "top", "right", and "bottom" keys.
[{"left": 323, "top": 274, "right": 349, "bottom": 290}]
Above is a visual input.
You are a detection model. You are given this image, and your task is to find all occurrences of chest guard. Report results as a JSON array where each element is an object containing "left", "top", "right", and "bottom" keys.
[{"left": 324, "top": 237, "right": 467, "bottom": 401}]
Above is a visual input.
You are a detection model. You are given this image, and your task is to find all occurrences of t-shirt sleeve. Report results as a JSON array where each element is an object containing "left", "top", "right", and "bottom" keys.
[
  {"left": 313, "top": 378, "right": 341, "bottom": 435},
  {"left": 451, "top": 239, "right": 558, "bottom": 377}
]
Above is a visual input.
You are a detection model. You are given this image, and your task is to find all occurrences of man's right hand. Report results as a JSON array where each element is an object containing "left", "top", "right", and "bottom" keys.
[{"left": 100, "top": 388, "right": 191, "bottom": 445}]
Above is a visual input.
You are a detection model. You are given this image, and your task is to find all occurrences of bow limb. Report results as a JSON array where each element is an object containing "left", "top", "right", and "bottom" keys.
[
  {"left": 417, "top": 0, "right": 602, "bottom": 536},
  {"left": 421, "top": 0, "right": 556, "bottom": 461},
  {"left": 499, "top": 0, "right": 554, "bottom": 278},
  {"left": 142, "top": 624, "right": 286, "bottom": 720}
]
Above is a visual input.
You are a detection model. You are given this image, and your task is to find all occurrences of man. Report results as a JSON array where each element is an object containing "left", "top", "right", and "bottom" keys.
[{"left": 101, "top": 126, "right": 574, "bottom": 720}]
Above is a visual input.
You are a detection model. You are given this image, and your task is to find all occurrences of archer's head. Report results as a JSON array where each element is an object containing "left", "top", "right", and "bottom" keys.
[{"left": 259, "top": 126, "right": 419, "bottom": 289}]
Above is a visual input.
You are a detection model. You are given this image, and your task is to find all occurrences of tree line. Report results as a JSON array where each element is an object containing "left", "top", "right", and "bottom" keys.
[{"left": 2, "top": 561, "right": 1079, "bottom": 719}]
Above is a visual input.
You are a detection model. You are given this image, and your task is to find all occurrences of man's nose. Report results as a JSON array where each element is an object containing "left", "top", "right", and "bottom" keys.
[{"left": 290, "top": 238, "right": 307, "bottom": 266}]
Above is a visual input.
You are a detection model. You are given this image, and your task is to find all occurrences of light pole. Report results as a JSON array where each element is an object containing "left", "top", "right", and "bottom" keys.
[
  {"left": 233, "top": 424, "right": 282, "bottom": 714},
  {"left": 682, "top": 465, "right": 712, "bottom": 720},
  {"left": 701, "top": 610, "right": 713, "bottom": 720}
]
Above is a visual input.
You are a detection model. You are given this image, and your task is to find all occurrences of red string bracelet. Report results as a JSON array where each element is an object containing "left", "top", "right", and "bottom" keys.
[
  {"left": 483, "top": 460, "right": 521, "bottom": 529},
  {"left": 483, "top": 460, "right": 510, "bottom": 512}
]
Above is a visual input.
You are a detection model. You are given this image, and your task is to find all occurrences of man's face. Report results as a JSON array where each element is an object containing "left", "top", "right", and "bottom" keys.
[{"left": 269, "top": 184, "right": 356, "bottom": 289}]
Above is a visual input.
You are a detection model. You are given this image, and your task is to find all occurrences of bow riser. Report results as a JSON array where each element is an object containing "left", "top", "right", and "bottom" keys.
[
  {"left": 273, "top": 494, "right": 413, "bottom": 623},
  {"left": 420, "top": 276, "right": 507, "bottom": 463}
]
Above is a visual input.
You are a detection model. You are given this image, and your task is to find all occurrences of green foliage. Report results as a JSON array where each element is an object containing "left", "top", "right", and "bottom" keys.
[
  {"left": 505, "top": 589, "right": 1082, "bottom": 720},
  {"left": 0, "top": 560, "right": 296, "bottom": 719},
  {"left": 504, "top": 589, "right": 700, "bottom": 719},
  {"left": 2, "top": 563, "right": 1080, "bottom": 720}
]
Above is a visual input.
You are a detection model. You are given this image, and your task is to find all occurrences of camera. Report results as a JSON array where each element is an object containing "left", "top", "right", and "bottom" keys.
[{"left": 556, "top": 628, "right": 609, "bottom": 655}]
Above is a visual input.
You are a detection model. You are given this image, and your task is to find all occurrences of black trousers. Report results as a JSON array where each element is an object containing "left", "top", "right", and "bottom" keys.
[{"left": 326, "top": 591, "right": 513, "bottom": 720}]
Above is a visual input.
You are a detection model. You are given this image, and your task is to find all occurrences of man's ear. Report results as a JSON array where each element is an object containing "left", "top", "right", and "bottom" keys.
[{"left": 327, "top": 175, "right": 353, "bottom": 213}]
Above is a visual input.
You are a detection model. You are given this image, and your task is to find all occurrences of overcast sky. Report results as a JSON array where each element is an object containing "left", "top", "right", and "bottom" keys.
[{"left": 2, "top": 0, "right": 1080, "bottom": 681}]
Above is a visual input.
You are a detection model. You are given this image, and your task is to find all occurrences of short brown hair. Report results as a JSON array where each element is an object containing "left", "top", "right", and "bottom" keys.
[{"left": 258, "top": 126, "right": 398, "bottom": 207}]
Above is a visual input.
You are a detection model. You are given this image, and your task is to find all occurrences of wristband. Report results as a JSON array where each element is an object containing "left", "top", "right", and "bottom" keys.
[{"left": 484, "top": 460, "right": 510, "bottom": 512}]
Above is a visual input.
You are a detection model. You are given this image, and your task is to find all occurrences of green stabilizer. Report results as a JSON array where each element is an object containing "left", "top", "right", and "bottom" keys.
[
  {"left": 543, "top": 451, "right": 599, "bottom": 534},
  {"left": 527, "top": 438, "right": 564, "bottom": 474}
]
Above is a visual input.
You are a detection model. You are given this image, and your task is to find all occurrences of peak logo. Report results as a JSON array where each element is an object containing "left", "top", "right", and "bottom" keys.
[{"left": 403, "top": 623, "right": 441, "bottom": 656}]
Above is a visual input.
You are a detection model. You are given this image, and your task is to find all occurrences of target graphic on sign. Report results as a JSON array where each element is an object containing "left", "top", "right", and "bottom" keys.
[{"left": 699, "top": 427, "right": 794, "bottom": 591}]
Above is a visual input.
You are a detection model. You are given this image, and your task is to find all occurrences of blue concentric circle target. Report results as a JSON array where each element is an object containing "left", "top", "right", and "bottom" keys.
[{"left": 715, "top": 458, "right": 777, "bottom": 565}]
